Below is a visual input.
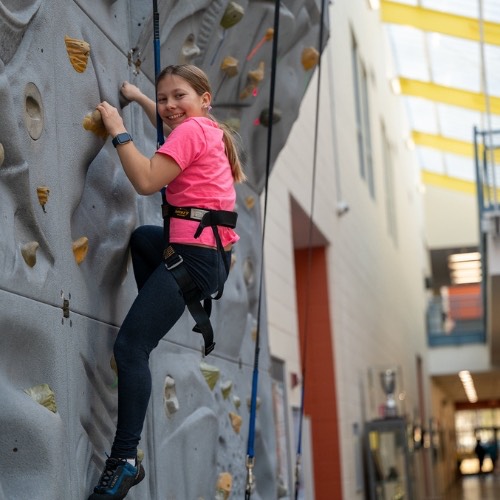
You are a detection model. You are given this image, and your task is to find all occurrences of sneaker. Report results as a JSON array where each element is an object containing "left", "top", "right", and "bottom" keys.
[{"left": 88, "top": 456, "right": 145, "bottom": 499}]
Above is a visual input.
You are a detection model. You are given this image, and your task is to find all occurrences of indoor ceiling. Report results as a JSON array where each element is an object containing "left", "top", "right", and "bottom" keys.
[
  {"left": 375, "top": 0, "right": 500, "bottom": 191},
  {"left": 374, "top": 1, "right": 500, "bottom": 406}
]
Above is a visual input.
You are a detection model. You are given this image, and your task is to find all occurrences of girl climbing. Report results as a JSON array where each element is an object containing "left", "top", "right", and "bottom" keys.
[{"left": 88, "top": 64, "right": 245, "bottom": 500}]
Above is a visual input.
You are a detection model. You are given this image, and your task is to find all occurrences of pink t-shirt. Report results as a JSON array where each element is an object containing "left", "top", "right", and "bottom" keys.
[{"left": 156, "top": 117, "right": 239, "bottom": 247}]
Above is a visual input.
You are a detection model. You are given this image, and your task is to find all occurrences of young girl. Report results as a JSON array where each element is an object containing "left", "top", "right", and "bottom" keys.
[{"left": 89, "top": 65, "right": 245, "bottom": 500}]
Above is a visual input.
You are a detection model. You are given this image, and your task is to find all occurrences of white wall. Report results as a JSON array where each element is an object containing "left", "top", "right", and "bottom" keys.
[{"left": 264, "top": 1, "right": 431, "bottom": 498}]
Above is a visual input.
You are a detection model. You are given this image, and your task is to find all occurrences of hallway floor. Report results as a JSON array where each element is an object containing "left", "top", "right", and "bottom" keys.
[{"left": 442, "top": 473, "right": 500, "bottom": 500}]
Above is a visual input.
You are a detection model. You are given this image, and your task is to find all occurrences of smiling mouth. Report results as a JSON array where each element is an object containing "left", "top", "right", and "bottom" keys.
[{"left": 167, "top": 112, "right": 184, "bottom": 120}]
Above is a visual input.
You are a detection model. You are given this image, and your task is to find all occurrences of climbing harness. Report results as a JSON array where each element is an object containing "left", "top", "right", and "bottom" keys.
[
  {"left": 294, "top": 0, "right": 327, "bottom": 498},
  {"left": 161, "top": 193, "right": 237, "bottom": 356},
  {"left": 244, "top": 0, "right": 281, "bottom": 497}
]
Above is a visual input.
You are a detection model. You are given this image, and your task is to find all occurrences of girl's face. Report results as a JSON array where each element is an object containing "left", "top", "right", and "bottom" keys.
[{"left": 157, "top": 74, "right": 211, "bottom": 129}]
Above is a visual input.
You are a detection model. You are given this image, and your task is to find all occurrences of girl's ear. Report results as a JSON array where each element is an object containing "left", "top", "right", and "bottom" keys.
[{"left": 202, "top": 92, "right": 211, "bottom": 108}]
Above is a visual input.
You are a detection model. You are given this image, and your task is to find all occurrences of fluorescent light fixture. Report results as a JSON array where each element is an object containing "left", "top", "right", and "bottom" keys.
[
  {"left": 448, "top": 261, "right": 481, "bottom": 271},
  {"left": 448, "top": 252, "right": 481, "bottom": 263},
  {"left": 458, "top": 370, "right": 478, "bottom": 403},
  {"left": 368, "top": 0, "right": 380, "bottom": 9},
  {"left": 452, "top": 277, "right": 482, "bottom": 284},
  {"left": 450, "top": 269, "right": 482, "bottom": 278}
]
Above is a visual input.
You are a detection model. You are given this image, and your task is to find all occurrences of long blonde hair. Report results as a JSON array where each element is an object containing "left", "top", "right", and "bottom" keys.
[{"left": 157, "top": 64, "right": 246, "bottom": 183}]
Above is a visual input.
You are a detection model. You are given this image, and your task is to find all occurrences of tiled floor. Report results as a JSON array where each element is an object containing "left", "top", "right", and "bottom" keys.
[{"left": 443, "top": 473, "right": 500, "bottom": 500}]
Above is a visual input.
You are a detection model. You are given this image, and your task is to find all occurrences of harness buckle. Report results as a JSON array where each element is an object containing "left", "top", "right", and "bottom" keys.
[{"left": 163, "top": 246, "right": 184, "bottom": 270}]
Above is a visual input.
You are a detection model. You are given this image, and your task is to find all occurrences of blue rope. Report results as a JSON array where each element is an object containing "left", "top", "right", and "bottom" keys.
[
  {"left": 152, "top": 0, "right": 164, "bottom": 148},
  {"left": 245, "top": 0, "right": 281, "bottom": 498}
]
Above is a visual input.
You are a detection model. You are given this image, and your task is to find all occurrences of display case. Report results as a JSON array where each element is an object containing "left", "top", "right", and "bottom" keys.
[{"left": 365, "top": 417, "right": 414, "bottom": 500}]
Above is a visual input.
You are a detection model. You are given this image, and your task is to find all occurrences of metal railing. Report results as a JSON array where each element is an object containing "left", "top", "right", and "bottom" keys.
[{"left": 427, "top": 294, "right": 485, "bottom": 346}]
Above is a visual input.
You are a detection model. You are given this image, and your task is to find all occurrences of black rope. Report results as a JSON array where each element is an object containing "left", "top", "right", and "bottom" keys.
[
  {"left": 294, "top": 0, "right": 327, "bottom": 498},
  {"left": 245, "top": 0, "right": 281, "bottom": 498}
]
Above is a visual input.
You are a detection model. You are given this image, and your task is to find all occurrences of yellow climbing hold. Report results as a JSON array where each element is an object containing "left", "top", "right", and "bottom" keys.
[
  {"left": 200, "top": 361, "right": 220, "bottom": 390},
  {"left": 72, "top": 236, "right": 89, "bottom": 265},
  {"left": 301, "top": 46, "right": 320, "bottom": 71},
  {"left": 37, "top": 186, "right": 50, "bottom": 212},
  {"left": 24, "top": 383, "right": 57, "bottom": 413},
  {"left": 221, "top": 380, "right": 233, "bottom": 400},
  {"left": 65, "top": 35, "right": 90, "bottom": 73},
  {"left": 83, "top": 110, "right": 108, "bottom": 139}
]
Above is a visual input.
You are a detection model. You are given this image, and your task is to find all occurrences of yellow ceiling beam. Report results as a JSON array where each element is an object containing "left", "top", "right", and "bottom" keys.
[
  {"left": 399, "top": 78, "right": 500, "bottom": 114},
  {"left": 421, "top": 170, "right": 476, "bottom": 195},
  {"left": 412, "top": 131, "right": 472, "bottom": 157},
  {"left": 413, "top": 131, "right": 500, "bottom": 162},
  {"left": 380, "top": 0, "right": 500, "bottom": 46}
]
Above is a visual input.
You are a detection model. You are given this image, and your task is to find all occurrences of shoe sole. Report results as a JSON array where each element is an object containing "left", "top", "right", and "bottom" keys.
[{"left": 88, "top": 465, "right": 145, "bottom": 500}]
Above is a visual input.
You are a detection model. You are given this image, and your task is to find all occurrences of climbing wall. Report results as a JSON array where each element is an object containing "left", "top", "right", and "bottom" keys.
[{"left": 0, "top": 1, "right": 326, "bottom": 498}]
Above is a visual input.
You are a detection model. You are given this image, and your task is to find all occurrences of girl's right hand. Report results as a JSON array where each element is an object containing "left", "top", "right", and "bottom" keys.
[{"left": 120, "top": 81, "right": 143, "bottom": 102}]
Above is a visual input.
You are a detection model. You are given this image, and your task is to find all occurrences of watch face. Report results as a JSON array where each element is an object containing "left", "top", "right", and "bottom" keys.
[{"left": 113, "top": 133, "right": 132, "bottom": 147}]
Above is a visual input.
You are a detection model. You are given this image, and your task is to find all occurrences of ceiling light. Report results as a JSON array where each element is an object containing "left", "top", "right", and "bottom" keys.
[
  {"left": 448, "top": 252, "right": 481, "bottom": 263},
  {"left": 368, "top": 0, "right": 380, "bottom": 10},
  {"left": 450, "top": 269, "right": 482, "bottom": 278},
  {"left": 448, "top": 261, "right": 481, "bottom": 271},
  {"left": 451, "top": 276, "right": 482, "bottom": 285},
  {"left": 458, "top": 371, "right": 478, "bottom": 403}
]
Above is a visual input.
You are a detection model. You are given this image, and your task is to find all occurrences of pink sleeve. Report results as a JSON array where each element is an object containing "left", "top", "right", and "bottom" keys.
[{"left": 156, "top": 119, "right": 205, "bottom": 170}]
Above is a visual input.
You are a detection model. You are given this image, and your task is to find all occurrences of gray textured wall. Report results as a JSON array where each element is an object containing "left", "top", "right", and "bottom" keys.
[{"left": 0, "top": 1, "right": 326, "bottom": 498}]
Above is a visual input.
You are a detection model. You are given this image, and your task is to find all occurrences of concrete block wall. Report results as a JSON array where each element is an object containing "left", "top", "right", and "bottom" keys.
[{"left": 0, "top": 0, "right": 325, "bottom": 498}]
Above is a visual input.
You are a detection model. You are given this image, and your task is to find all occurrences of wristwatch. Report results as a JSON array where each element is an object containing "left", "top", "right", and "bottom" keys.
[{"left": 112, "top": 132, "right": 133, "bottom": 148}]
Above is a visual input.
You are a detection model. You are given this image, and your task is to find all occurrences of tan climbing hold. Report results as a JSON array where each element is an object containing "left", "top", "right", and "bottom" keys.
[
  {"left": 229, "top": 411, "right": 242, "bottom": 434},
  {"left": 230, "top": 252, "right": 236, "bottom": 271},
  {"left": 243, "top": 258, "right": 255, "bottom": 287},
  {"left": 200, "top": 361, "right": 220, "bottom": 390},
  {"left": 216, "top": 472, "right": 233, "bottom": 499},
  {"left": 65, "top": 35, "right": 90, "bottom": 73},
  {"left": 0, "top": 143, "right": 4, "bottom": 167},
  {"left": 246, "top": 396, "right": 261, "bottom": 410},
  {"left": 220, "top": 56, "right": 239, "bottom": 77},
  {"left": 21, "top": 241, "right": 39, "bottom": 267},
  {"left": 233, "top": 395, "right": 241, "bottom": 409},
  {"left": 82, "top": 110, "right": 108, "bottom": 139},
  {"left": 220, "top": 2, "right": 244, "bottom": 29},
  {"left": 37, "top": 186, "right": 50, "bottom": 212},
  {"left": 245, "top": 196, "right": 255, "bottom": 210},
  {"left": 72, "top": 236, "right": 89, "bottom": 265},
  {"left": 24, "top": 383, "right": 57, "bottom": 413},
  {"left": 301, "top": 46, "right": 320, "bottom": 71},
  {"left": 240, "top": 61, "right": 265, "bottom": 99}
]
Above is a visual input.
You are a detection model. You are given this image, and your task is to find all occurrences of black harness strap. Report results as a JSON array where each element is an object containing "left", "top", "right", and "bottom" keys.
[{"left": 161, "top": 191, "right": 237, "bottom": 356}]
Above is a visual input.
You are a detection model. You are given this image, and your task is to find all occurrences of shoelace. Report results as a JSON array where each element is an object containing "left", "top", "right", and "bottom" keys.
[{"left": 97, "top": 457, "right": 128, "bottom": 487}]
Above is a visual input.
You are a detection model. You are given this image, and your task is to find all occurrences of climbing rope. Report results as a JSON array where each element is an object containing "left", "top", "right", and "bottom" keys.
[
  {"left": 294, "top": 0, "right": 328, "bottom": 498},
  {"left": 244, "top": 0, "right": 281, "bottom": 498},
  {"left": 152, "top": 0, "right": 164, "bottom": 148}
]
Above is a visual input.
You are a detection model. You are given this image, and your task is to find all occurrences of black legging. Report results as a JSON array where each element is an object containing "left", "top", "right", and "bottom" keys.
[{"left": 110, "top": 225, "right": 230, "bottom": 459}]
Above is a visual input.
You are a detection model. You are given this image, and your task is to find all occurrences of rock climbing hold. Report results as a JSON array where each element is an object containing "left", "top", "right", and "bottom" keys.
[
  {"left": 82, "top": 110, "right": 108, "bottom": 139},
  {"left": 37, "top": 186, "right": 50, "bottom": 212},
  {"left": 240, "top": 61, "right": 265, "bottom": 99},
  {"left": 220, "top": 56, "right": 239, "bottom": 77},
  {"left": 72, "top": 236, "right": 89, "bottom": 265},
  {"left": 221, "top": 380, "right": 233, "bottom": 399},
  {"left": 164, "top": 375, "right": 180, "bottom": 416},
  {"left": 24, "top": 383, "right": 57, "bottom": 413},
  {"left": 24, "top": 82, "right": 44, "bottom": 140},
  {"left": 21, "top": 241, "right": 39, "bottom": 267},
  {"left": 215, "top": 472, "right": 233, "bottom": 500},
  {"left": 301, "top": 46, "right": 320, "bottom": 71},
  {"left": 229, "top": 411, "right": 242, "bottom": 434},
  {"left": 259, "top": 108, "right": 282, "bottom": 127},
  {"left": 180, "top": 33, "right": 201, "bottom": 64},
  {"left": 220, "top": 2, "right": 244, "bottom": 29},
  {"left": 65, "top": 35, "right": 90, "bottom": 73},
  {"left": 200, "top": 361, "right": 220, "bottom": 390}
]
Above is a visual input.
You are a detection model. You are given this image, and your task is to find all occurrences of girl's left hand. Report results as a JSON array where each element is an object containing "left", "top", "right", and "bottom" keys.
[{"left": 96, "top": 101, "right": 127, "bottom": 137}]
